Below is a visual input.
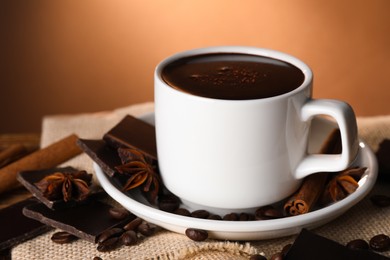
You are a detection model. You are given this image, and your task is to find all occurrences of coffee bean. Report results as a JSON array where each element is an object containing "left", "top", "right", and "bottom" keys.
[
  {"left": 255, "top": 206, "right": 283, "bottom": 220},
  {"left": 93, "top": 257, "right": 102, "bottom": 260},
  {"left": 185, "top": 228, "right": 208, "bottom": 241},
  {"left": 137, "top": 222, "right": 156, "bottom": 236},
  {"left": 174, "top": 208, "right": 191, "bottom": 217},
  {"left": 123, "top": 217, "right": 143, "bottom": 231},
  {"left": 346, "top": 239, "right": 369, "bottom": 250},
  {"left": 191, "top": 210, "right": 210, "bottom": 219},
  {"left": 223, "top": 213, "right": 239, "bottom": 221},
  {"left": 239, "top": 213, "right": 249, "bottom": 221},
  {"left": 97, "top": 237, "right": 120, "bottom": 252},
  {"left": 158, "top": 194, "right": 181, "bottom": 212},
  {"left": 370, "top": 195, "right": 390, "bottom": 207},
  {"left": 270, "top": 252, "right": 283, "bottom": 260},
  {"left": 369, "top": 234, "right": 390, "bottom": 251},
  {"left": 120, "top": 230, "right": 138, "bottom": 246},
  {"left": 249, "top": 254, "right": 267, "bottom": 260},
  {"left": 97, "top": 228, "right": 124, "bottom": 244},
  {"left": 108, "top": 207, "right": 130, "bottom": 220},
  {"left": 207, "top": 214, "right": 222, "bottom": 220},
  {"left": 51, "top": 231, "right": 78, "bottom": 244}
]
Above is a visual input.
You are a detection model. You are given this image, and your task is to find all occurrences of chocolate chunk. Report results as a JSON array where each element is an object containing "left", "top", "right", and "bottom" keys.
[
  {"left": 77, "top": 139, "right": 121, "bottom": 177},
  {"left": 103, "top": 115, "right": 157, "bottom": 163},
  {"left": 284, "top": 229, "right": 388, "bottom": 260},
  {"left": 0, "top": 198, "right": 52, "bottom": 251},
  {"left": 17, "top": 167, "right": 95, "bottom": 209},
  {"left": 22, "top": 200, "right": 134, "bottom": 243},
  {"left": 376, "top": 139, "right": 390, "bottom": 182}
]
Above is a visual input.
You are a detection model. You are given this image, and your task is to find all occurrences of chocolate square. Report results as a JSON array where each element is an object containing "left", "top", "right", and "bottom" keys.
[
  {"left": 17, "top": 167, "right": 79, "bottom": 209},
  {"left": 103, "top": 115, "right": 157, "bottom": 162},
  {"left": 0, "top": 198, "right": 52, "bottom": 251},
  {"left": 285, "top": 229, "right": 388, "bottom": 260},
  {"left": 23, "top": 200, "right": 134, "bottom": 243},
  {"left": 77, "top": 139, "right": 121, "bottom": 177}
]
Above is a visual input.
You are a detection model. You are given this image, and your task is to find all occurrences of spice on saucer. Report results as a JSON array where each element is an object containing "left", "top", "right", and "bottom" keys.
[
  {"left": 284, "top": 128, "right": 341, "bottom": 216},
  {"left": 320, "top": 167, "right": 367, "bottom": 205},
  {"left": 115, "top": 148, "right": 160, "bottom": 204}
]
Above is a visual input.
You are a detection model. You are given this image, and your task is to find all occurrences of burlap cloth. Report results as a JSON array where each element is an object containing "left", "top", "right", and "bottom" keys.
[{"left": 12, "top": 102, "right": 390, "bottom": 259}]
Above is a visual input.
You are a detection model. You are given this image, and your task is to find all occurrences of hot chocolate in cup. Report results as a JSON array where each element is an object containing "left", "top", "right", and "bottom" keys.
[{"left": 154, "top": 46, "right": 359, "bottom": 211}]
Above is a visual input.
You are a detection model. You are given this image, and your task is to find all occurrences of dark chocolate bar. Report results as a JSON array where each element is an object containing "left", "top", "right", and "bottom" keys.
[
  {"left": 376, "top": 139, "right": 390, "bottom": 182},
  {"left": 0, "top": 198, "right": 52, "bottom": 251},
  {"left": 284, "top": 229, "right": 388, "bottom": 260},
  {"left": 103, "top": 115, "right": 157, "bottom": 162},
  {"left": 77, "top": 139, "right": 121, "bottom": 177},
  {"left": 23, "top": 200, "right": 134, "bottom": 243}
]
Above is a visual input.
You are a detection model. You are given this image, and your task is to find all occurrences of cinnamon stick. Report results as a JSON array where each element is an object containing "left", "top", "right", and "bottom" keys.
[
  {"left": 284, "top": 128, "right": 342, "bottom": 216},
  {"left": 0, "top": 134, "right": 82, "bottom": 194},
  {"left": 0, "top": 144, "right": 29, "bottom": 169}
]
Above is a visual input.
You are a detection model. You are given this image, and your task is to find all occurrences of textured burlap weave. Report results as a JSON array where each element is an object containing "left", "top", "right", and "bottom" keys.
[{"left": 12, "top": 103, "right": 390, "bottom": 259}]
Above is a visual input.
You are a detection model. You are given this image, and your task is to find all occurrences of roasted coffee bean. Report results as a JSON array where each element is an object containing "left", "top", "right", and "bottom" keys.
[
  {"left": 346, "top": 239, "right": 369, "bottom": 250},
  {"left": 191, "top": 210, "right": 210, "bottom": 219},
  {"left": 137, "top": 222, "right": 156, "bottom": 236},
  {"left": 223, "top": 213, "right": 239, "bottom": 221},
  {"left": 108, "top": 207, "right": 130, "bottom": 219},
  {"left": 239, "top": 213, "right": 255, "bottom": 221},
  {"left": 281, "top": 243, "right": 292, "bottom": 256},
  {"left": 255, "top": 206, "right": 283, "bottom": 220},
  {"left": 174, "top": 208, "right": 191, "bottom": 217},
  {"left": 207, "top": 214, "right": 222, "bottom": 220},
  {"left": 370, "top": 195, "right": 390, "bottom": 207},
  {"left": 249, "top": 254, "right": 267, "bottom": 260},
  {"left": 158, "top": 194, "right": 181, "bottom": 212},
  {"left": 51, "top": 231, "right": 78, "bottom": 244},
  {"left": 97, "top": 237, "right": 120, "bottom": 252},
  {"left": 270, "top": 252, "right": 283, "bottom": 260},
  {"left": 369, "top": 234, "right": 390, "bottom": 251},
  {"left": 97, "top": 228, "right": 124, "bottom": 244},
  {"left": 185, "top": 228, "right": 208, "bottom": 241},
  {"left": 120, "top": 230, "right": 138, "bottom": 246},
  {"left": 93, "top": 257, "right": 102, "bottom": 260},
  {"left": 123, "top": 217, "right": 143, "bottom": 231}
]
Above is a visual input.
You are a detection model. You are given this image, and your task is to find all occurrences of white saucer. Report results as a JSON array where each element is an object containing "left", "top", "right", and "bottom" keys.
[{"left": 94, "top": 114, "right": 378, "bottom": 241}]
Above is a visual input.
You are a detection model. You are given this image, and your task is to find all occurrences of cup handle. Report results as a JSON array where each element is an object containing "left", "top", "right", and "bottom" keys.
[{"left": 294, "top": 99, "right": 360, "bottom": 179}]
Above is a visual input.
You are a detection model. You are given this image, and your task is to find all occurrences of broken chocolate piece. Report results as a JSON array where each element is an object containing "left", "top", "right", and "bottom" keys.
[
  {"left": 376, "top": 139, "right": 390, "bottom": 182},
  {"left": 77, "top": 139, "right": 122, "bottom": 177},
  {"left": 22, "top": 200, "right": 135, "bottom": 243},
  {"left": 17, "top": 167, "right": 96, "bottom": 209},
  {"left": 0, "top": 198, "right": 52, "bottom": 251},
  {"left": 103, "top": 115, "right": 157, "bottom": 163},
  {"left": 284, "top": 229, "right": 388, "bottom": 260}
]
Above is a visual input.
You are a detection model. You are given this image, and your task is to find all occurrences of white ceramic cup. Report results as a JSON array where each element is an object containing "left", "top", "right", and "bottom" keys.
[{"left": 154, "top": 46, "right": 359, "bottom": 211}]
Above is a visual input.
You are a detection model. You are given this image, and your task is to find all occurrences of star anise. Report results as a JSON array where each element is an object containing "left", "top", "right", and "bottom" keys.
[
  {"left": 115, "top": 148, "right": 160, "bottom": 204},
  {"left": 35, "top": 170, "right": 92, "bottom": 202},
  {"left": 320, "top": 167, "right": 367, "bottom": 205}
]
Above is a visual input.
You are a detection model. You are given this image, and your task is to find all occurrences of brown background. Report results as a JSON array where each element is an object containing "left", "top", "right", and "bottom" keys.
[{"left": 1, "top": 0, "right": 389, "bottom": 133}]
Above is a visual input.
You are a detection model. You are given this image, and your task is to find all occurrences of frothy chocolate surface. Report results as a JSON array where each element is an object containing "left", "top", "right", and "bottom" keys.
[{"left": 161, "top": 53, "right": 305, "bottom": 100}]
